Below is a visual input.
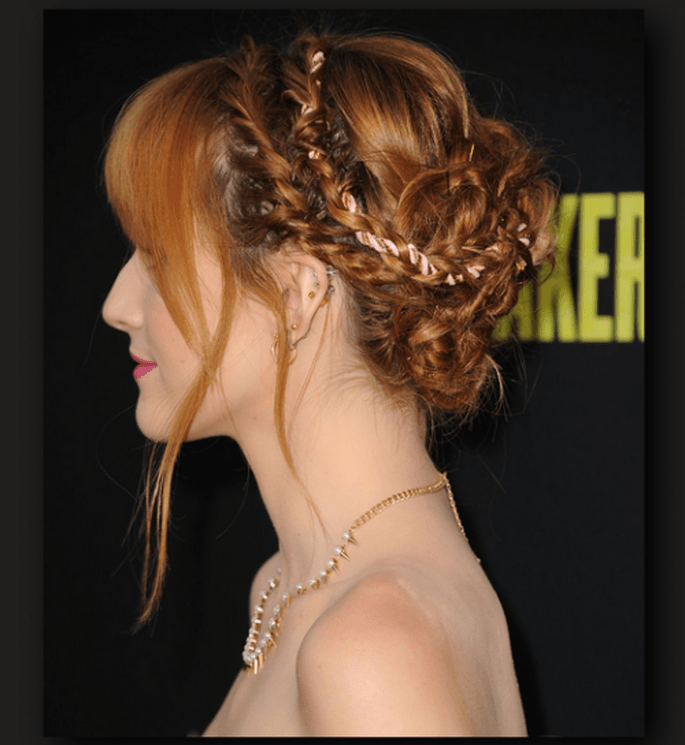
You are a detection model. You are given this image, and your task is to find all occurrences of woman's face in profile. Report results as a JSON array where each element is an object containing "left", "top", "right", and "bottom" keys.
[{"left": 102, "top": 248, "right": 276, "bottom": 442}]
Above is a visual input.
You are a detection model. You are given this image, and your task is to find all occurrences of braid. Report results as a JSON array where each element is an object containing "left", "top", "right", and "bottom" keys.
[
  {"left": 282, "top": 38, "right": 338, "bottom": 229},
  {"left": 218, "top": 40, "right": 309, "bottom": 241},
  {"left": 218, "top": 31, "right": 556, "bottom": 416},
  {"left": 280, "top": 40, "right": 450, "bottom": 286}
]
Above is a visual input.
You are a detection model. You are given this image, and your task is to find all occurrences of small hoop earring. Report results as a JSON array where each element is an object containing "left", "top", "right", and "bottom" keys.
[{"left": 271, "top": 333, "right": 298, "bottom": 365}]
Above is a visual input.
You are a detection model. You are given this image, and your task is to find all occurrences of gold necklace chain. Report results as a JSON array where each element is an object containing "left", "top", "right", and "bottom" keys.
[{"left": 242, "top": 472, "right": 476, "bottom": 675}]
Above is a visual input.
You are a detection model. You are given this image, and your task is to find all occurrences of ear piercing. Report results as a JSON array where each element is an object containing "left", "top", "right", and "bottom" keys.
[
  {"left": 309, "top": 269, "right": 320, "bottom": 300},
  {"left": 319, "top": 265, "right": 337, "bottom": 306},
  {"left": 273, "top": 265, "right": 339, "bottom": 361},
  {"left": 271, "top": 333, "right": 298, "bottom": 365}
]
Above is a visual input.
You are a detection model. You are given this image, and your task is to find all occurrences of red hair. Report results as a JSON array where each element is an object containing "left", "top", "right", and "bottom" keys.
[{"left": 104, "top": 30, "right": 557, "bottom": 627}]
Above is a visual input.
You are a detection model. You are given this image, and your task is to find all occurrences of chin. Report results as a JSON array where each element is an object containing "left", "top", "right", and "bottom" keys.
[
  {"left": 134, "top": 398, "right": 173, "bottom": 443},
  {"left": 135, "top": 404, "right": 227, "bottom": 444},
  {"left": 134, "top": 416, "right": 170, "bottom": 444}
]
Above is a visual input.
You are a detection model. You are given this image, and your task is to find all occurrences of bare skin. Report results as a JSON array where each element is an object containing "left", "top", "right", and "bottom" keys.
[
  {"left": 203, "top": 500, "right": 527, "bottom": 737},
  {"left": 200, "top": 254, "right": 526, "bottom": 736},
  {"left": 104, "top": 247, "right": 528, "bottom": 737}
]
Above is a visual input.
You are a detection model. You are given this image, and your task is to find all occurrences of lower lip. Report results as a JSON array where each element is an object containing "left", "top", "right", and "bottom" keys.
[{"left": 133, "top": 362, "right": 157, "bottom": 379}]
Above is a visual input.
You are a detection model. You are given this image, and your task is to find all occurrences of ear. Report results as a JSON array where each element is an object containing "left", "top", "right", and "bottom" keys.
[{"left": 272, "top": 252, "right": 334, "bottom": 344}]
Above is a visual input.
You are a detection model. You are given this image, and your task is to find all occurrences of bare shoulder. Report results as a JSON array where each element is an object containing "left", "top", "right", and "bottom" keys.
[{"left": 296, "top": 571, "right": 479, "bottom": 736}]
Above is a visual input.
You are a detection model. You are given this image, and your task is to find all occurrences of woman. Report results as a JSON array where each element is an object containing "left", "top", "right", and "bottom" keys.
[{"left": 102, "top": 28, "right": 556, "bottom": 737}]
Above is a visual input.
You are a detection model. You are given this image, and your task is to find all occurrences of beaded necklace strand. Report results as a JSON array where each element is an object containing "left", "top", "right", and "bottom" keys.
[{"left": 242, "top": 472, "right": 477, "bottom": 675}]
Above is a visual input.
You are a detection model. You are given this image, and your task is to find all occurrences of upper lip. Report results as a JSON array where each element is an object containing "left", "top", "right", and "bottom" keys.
[{"left": 130, "top": 352, "right": 155, "bottom": 365}]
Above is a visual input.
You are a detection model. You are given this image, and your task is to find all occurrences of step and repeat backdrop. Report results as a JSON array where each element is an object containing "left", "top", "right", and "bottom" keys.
[
  {"left": 496, "top": 191, "right": 643, "bottom": 343},
  {"left": 45, "top": 10, "right": 643, "bottom": 738}
]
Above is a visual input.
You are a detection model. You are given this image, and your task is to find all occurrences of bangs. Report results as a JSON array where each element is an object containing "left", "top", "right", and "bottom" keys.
[
  {"left": 103, "top": 58, "right": 234, "bottom": 348},
  {"left": 104, "top": 59, "right": 230, "bottom": 258}
]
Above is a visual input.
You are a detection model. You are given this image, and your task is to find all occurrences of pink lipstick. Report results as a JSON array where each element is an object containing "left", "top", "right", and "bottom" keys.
[{"left": 130, "top": 352, "right": 157, "bottom": 379}]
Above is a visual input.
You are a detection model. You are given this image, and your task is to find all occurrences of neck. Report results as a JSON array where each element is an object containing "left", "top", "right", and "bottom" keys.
[{"left": 232, "top": 378, "right": 443, "bottom": 592}]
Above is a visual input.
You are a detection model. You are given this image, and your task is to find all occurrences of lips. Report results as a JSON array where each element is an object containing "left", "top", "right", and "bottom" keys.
[{"left": 130, "top": 352, "right": 157, "bottom": 379}]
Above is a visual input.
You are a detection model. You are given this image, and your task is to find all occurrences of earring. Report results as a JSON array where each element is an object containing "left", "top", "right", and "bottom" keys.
[
  {"left": 271, "top": 333, "right": 298, "bottom": 365},
  {"left": 319, "top": 264, "right": 337, "bottom": 306}
]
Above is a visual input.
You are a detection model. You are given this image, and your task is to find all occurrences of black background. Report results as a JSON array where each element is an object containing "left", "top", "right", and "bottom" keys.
[{"left": 40, "top": 9, "right": 646, "bottom": 739}]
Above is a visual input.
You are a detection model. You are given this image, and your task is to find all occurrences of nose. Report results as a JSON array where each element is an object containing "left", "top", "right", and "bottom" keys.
[{"left": 102, "top": 253, "right": 145, "bottom": 332}]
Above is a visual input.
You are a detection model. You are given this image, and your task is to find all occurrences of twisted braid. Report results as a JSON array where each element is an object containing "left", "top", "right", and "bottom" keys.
[
  {"left": 219, "top": 31, "right": 556, "bottom": 416},
  {"left": 281, "top": 38, "right": 454, "bottom": 288},
  {"left": 219, "top": 38, "right": 335, "bottom": 253}
]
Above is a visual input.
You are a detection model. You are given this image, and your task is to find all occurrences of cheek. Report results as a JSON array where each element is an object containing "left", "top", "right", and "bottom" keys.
[
  {"left": 133, "top": 326, "right": 198, "bottom": 442},
  {"left": 148, "top": 296, "right": 196, "bottom": 371},
  {"left": 139, "top": 299, "right": 201, "bottom": 431}
]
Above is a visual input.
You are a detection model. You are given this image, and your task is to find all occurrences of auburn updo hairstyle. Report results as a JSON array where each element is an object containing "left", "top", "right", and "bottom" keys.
[{"left": 104, "top": 30, "right": 557, "bottom": 626}]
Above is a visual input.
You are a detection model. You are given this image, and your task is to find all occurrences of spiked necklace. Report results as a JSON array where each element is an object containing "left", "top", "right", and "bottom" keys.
[{"left": 242, "top": 472, "right": 476, "bottom": 675}]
